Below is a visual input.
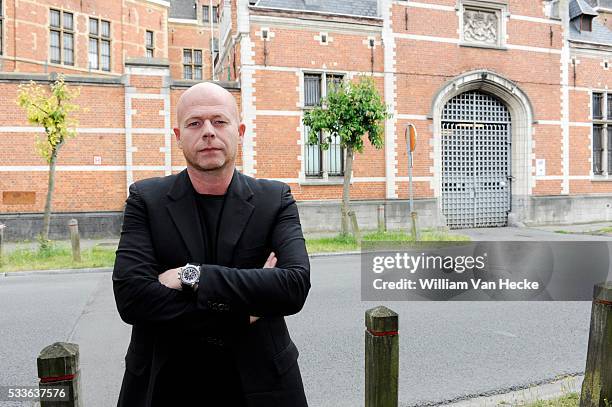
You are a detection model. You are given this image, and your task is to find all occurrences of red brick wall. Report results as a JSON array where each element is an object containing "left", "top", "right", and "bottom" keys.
[
  {"left": 2, "top": 0, "right": 167, "bottom": 74},
  {"left": 168, "top": 22, "right": 216, "bottom": 80},
  {"left": 2, "top": 1, "right": 612, "bottom": 217}
]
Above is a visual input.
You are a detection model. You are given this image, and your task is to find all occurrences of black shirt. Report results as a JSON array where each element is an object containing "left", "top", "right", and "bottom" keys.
[
  {"left": 153, "top": 191, "right": 246, "bottom": 406},
  {"left": 195, "top": 193, "right": 226, "bottom": 264}
]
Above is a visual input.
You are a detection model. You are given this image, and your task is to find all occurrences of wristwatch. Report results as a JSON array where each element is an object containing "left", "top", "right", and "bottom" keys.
[{"left": 178, "top": 263, "right": 201, "bottom": 291}]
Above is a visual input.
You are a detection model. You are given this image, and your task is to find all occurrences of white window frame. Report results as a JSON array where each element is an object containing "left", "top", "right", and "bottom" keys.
[
  {"left": 145, "top": 30, "right": 154, "bottom": 58},
  {"left": 591, "top": 90, "right": 612, "bottom": 180},
  {"left": 301, "top": 71, "right": 347, "bottom": 181}
]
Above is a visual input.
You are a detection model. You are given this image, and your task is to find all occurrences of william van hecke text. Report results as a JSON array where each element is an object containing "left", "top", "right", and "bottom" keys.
[{"left": 372, "top": 278, "right": 540, "bottom": 290}]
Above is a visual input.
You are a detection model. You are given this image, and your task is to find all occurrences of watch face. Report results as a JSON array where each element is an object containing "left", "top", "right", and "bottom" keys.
[{"left": 181, "top": 266, "right": 199, "bottom": 284}]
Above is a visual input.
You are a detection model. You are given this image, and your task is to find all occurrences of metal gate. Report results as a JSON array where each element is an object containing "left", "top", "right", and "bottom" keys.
[{"left": 441, "top": 91, "right": 511, "bottom": 229}]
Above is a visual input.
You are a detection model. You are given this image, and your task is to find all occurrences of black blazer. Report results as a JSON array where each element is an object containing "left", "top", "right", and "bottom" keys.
[{"left": 112, "top": 169, "right": 311, "bottom": 407}]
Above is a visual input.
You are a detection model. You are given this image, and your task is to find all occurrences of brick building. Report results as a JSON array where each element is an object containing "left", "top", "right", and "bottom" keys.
[{"left": 1, "top": 0, "right": 611, "bottom": 239}]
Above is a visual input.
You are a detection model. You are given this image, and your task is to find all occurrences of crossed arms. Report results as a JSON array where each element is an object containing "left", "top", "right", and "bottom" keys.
[{"left": 112, "top": 182, "right": 311, "bottom": 329}]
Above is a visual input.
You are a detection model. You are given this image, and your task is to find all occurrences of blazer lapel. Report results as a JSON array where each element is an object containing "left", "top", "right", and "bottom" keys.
[
  {"left": 166, "top": 170, "right": 206, "bottom": 262},
  {"left": 217, "top": 170, "right": 255, "bottom": 266}
]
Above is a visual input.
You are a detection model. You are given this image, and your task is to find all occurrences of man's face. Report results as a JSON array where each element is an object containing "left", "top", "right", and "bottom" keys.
[{"left": 174, "top": 88, "right": 244, "bottom": 173}]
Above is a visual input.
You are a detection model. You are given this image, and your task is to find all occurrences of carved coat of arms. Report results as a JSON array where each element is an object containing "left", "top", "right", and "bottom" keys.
[{"left": 464, "top": 9, "right": 498, "bottom": 44}]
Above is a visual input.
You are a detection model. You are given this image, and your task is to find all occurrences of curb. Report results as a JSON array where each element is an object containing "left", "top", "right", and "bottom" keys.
[
  {"left": 1, "top": 267, "right": 112, "bottom": 277},
  {"left": 1, "top": 252, "right": 363, "bottom": 277},
  {"left": 431, "top": 373, "right": 584, "bottom": 407},
  {"left": 309, "top": 251, "right": 361, "bottom": 258}
]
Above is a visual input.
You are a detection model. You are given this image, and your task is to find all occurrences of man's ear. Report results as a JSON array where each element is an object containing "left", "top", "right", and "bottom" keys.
[
  {"left": 238, "top": 123, "right": 246, "bottom": 143},
  {"left": 173, "top": 127, "right": 182, "bottom": 149}
]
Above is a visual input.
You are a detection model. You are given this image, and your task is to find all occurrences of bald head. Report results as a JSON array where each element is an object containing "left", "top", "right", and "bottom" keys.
[{"left": 176, "top": 82, "right": 240, "bottom": 125}]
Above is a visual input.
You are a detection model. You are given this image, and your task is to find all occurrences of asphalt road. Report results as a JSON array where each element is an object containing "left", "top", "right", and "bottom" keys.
[{"left": 0, "top": 244, "right": 601, "bottom": 406}]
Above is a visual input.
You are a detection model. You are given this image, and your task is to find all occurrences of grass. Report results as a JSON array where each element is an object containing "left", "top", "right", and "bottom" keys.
[
  {"left": 0, "top": 229, "right": 469, "bottom": 272},
  {"left": 305, "top": 229, "right": 470, "bottom": 254},
  {"left": 520, "top": 392, "right": 579, "bottom": 407},
  {"left": 0, "top": 242, "right": 117, "bottom": 272}
]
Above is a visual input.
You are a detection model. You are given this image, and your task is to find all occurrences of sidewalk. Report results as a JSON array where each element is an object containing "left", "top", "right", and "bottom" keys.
[
  {"left": 1, "top": 238, "right": 119, "bottom": 254},
  {"left": 3, "top": 221, "right": 612, "bottom": 254},
  {"left": 530, "top": 221, "right": 612, "bottom": 234}
]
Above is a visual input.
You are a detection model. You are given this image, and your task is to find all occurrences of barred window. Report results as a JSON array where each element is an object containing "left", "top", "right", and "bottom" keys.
[
  {"left": 593, "top": 124, "right": 604, "bottom": 175},
  {"left": 303, "top": 72, "right": 345, "bottom": 177},
  {"left": 212, "top": 6, "right": 218, "bottom": 23},
  {"left": 146, "top": 30, "right": 154, "bottom": 58},
  {"left": 304, "top": 74, "right": 321, "bottom": 107},
  {"left": 592, "top": 92, "right": 612, "bottom": 175},
  {"left": 50, "top": 9, "right": 74, "bottom": 65},
  {"left": 202, "top": 5, "right": 209, "bottom": 23},
  {"left": 183, "top": 49, "right": 202, "bottom": 80},
  {"left": 89, "top": 18, "right": 111, "bottom": 71},
  {"left": 593, "top": 92, "right": 603, "bottom": 120}
]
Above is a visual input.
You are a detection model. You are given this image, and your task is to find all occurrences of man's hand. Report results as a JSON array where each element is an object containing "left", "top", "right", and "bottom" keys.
[
  {"left": 249, "top": 252, "right": 277, "bottom": 324},
  {"left": 158, "top": 253, "right": 278, "bottom": 323},
  {"left": 159, "top": 267, "right": 182, "bottom": 290},
  {"left": 263, "top": 251, "right": 277, "bottom": 268}
]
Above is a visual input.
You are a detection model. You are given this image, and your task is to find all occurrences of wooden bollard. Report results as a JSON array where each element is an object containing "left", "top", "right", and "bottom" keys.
[
  {"left": 348, "top": 210, "right": 362, "bottom": 245},
  {"left": 0, "top": 224, "right": 5, "bottom": 266},
  {"left": 377, "top": 205, "right": 386, "bottom": 233},
  {"left": 37, "top": 342, "right": 82, "bottom": 407},
  {"left": 410, "top": 212, "right": 420, "bottom": 241},
  {"left": 68, "top": 219, "right": 81, "bottom": 262},
  {"left": 580, "top": 282, "right": 612, "bottom": 407},
  {"left": 365, "top": 306, "right": 399, "bottom": 407}
]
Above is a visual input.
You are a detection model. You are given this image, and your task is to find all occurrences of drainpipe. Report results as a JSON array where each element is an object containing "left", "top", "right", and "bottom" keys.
[{"left": 210, "top": 0, "right": 216, "bottom": 80}]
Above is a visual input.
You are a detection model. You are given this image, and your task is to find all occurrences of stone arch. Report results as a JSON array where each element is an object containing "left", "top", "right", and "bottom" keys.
[{"left": 430, "top": 69, "right": 535, "bottom": 225}]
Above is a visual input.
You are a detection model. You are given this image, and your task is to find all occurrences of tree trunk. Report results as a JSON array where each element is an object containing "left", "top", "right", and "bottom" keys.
[
  {"left": 41, "top": 148, "right": 59, "bottom": 245},
  {"left": 341, "top": 146, "right": 354, "bottom": 236}
]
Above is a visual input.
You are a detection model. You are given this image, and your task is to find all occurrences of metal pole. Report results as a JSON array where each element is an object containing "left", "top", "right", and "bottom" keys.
[
  {"left": 408, "top": 149, "right": 414, "bottom": 214},
  {"left": 0, "top": 224, "right": 5, "bottom": 267},
  {"left": 406, "top": 126, "right": 419, "bottom": 241}
]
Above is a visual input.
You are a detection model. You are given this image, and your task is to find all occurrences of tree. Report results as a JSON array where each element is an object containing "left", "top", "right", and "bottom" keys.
[
  {"left": 303, "top": 76, "right": 391, "bottom": 236},
  {"left": 17, "top": 74, "right": 80, "bottom": 248}
]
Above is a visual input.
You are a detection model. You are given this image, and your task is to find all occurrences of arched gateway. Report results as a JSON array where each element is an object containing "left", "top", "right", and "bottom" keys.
[
  {"left": 441, "top": 91, "right": 511, "bottom": 228},
  {"left": 430, "top": 70, "right": 534, "bottom": 229}
]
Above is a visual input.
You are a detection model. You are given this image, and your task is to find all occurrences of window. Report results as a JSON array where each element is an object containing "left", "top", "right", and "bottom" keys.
[
  {"left": 460, "top": 1, "right": 507, "bottom": 49},
  {"left": 146, "top": 30, "right": 154, "bottom": 58},
  {"left": 592, "top": 92, "right": 612, "bottom": 175},
  {"left": 303, "top": 73, "right": 345, "bottom": 177},
  {"left": 202, "top": 5, "right": 209, "bottom": 22},
  {"left": 89, "top": 18, "right": 111, "bottom": 71},
  {"left": 581, "top": 15, "right": 593, "bottom": 32},
  {"left": 49, "top": 9, "right": 74, "bottom": 65},
  {"left": 212, "top": 6, "right": 218, "bottom": 23},
  {"left": 183, "top": 49, "right": 202, "bottom": 80},
  {"left": 593, "top": 93, "right": 603, "bottom": 120}
]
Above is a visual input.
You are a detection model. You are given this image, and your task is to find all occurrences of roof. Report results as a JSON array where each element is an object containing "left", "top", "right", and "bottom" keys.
[
  {"left": 570, "top": 0, "right": 598, "bottom": 20},
  {"left": 254, "top": 0, "right": 379, "bottom": 18},
  {"left": 570, "top": 16, "right": 612, "bottom": 45},
  {"left": 584, "top": 0, "right": 612, "bottom": 9},
  {"left": 170, "top": 0, "right": 197, "bottom": 19}
]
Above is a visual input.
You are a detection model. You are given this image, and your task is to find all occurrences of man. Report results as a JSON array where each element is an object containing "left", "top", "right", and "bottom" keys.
[{"left": 112, "top": 82, "right": 311, "bottom": 407}]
